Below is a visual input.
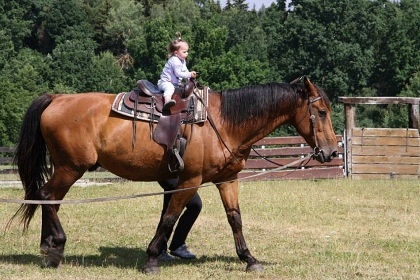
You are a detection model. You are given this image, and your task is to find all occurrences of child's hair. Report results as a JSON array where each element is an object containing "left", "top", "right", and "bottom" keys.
[{"left": 167, "top": 32, "right": 187, "bottom": 57}]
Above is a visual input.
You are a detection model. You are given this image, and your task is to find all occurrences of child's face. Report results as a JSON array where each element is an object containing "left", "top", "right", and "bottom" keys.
[{"left": 175, "top": 42, "right": 189, "bottom": 60}]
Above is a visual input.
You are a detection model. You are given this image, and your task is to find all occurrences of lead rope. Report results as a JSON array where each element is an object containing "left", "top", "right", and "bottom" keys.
[
  {"left": 238, "top": 153, "right": 313, "bottom": 181},
  {"left": 0, "top": 153, "right": 314, "bottom": 205}
]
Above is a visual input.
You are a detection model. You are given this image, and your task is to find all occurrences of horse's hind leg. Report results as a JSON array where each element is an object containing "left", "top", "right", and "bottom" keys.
[
  {"left": 37, "top": 168, "right": 81, "bottom": 268},
  {"left": 218, "top": 180, "right": 263, "bottom": 272}
]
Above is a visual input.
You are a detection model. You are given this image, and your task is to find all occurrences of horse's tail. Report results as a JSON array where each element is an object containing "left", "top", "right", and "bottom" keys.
[{"left": 11, "top": 94, "right": 54, "bottom": 231}]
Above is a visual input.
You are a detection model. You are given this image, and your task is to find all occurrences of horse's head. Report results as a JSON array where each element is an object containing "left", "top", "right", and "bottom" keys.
[{"left": 293, "top": 77, "right": 338, "bottom": 163}]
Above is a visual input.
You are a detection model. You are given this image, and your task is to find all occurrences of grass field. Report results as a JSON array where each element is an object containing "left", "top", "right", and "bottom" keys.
[{"left": 0, "top": 179, "right": 419, "bottom": 279}]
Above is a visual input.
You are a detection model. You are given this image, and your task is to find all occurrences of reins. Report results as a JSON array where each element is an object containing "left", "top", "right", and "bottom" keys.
[
  {"left": 193, "top": 89, "right": 241, "bottom": 164},
  {"left": 251, "top": 146, "right": 313, "bottom": 168}
]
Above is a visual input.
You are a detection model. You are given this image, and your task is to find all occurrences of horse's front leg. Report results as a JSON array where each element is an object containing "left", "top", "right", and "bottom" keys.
[
  {"left": 217, "top": 180, "right": 263, "bottom": 272},
  {"left": 143, "top": 187, "right": 197, "bottom": 274}
]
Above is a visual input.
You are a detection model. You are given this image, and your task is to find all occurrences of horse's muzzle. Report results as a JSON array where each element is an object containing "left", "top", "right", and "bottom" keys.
[{"left": 312, "top": 148, "right": 338, "bottom": 163}]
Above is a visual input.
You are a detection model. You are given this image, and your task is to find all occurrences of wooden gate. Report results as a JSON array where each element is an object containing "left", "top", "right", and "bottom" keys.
[{"left": 339, "top": 97, "right": 420, "bottom": 179}]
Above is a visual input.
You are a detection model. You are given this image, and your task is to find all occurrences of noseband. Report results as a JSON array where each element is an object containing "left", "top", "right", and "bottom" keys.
[{"left": 308, "top": 96, "right": 323, "bottom": 157}]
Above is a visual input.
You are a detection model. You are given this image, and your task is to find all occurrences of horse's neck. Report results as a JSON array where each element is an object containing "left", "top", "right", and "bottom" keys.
[
  {"left": 218, "top": 112, "right": 288, "bottom": 151},
  {"left": 208, "top": 90, "right": 292, "bottom": 151},
  {"left": 236, "top": 117, "right": 288, "bottom": 148}
]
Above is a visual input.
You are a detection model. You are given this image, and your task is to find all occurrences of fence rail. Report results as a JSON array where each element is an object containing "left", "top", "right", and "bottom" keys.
[
  {"left": 1, "top": 135, "right": 344, "bottom": 180},
  {"left": 239, "top": 136, "right": 344, "bottom": 180},
  {"left": 0, "top": 147, "right": 14, "bottom": 164}
]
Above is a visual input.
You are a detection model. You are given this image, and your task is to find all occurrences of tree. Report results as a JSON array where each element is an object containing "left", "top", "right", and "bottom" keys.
[
  {"left": 84, "top": 0, "right": 113, "bottom": 53},
  {"left": 371, "top": 0, "right": 420, "bottom": 97},
  {"left": 232, "top": 0, "right": 248, "bottom": 11},
  {"left": 102, "top": 0, "right": 145, "bottom": 56},
  {"left": 217, "top": 8, "right": 268, "bottom": 63},
  {"left": 135, "top": 18, "right": 173, "bottom": 82},
  {"left": 0, "top": 48, "right": 50, "bottom": 146},
  {"left": 31, "top": 0, "right": 95, "bottom": 54},
  {"left": 50, "top": 38, "right": 98, "bottom": 92},
  {"left": 0, "top": 31, "right": 15, "bottom": 70},
  {"left": 266, "top": 0, "right": 399, "bottom": 102},
  {"left": 191, "top": 18, "right": 228, "bottom": 63},
  {"left": 86, "top": 51, "right": 129, "bottom": 93},
  {"left": 195, "top": 49, "right": 269, "bottom": 90},
  {"left": 0, "top": 0, "right": 33, "bottom": 51}
]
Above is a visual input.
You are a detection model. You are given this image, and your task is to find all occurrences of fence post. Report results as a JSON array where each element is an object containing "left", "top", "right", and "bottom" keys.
[{"left": 409, "top": 103, "right": 419, "bottom": 130}]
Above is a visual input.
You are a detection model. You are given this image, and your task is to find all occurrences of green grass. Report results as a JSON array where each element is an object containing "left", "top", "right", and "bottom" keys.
[{"left": 1, "top": 180, "right": 419, "bottom": 279}]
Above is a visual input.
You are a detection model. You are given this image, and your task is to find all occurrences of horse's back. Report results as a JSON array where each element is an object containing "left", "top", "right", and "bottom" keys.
[
  {"left": 44, "top": 92, "right": 114, "bottom": 114},
  {"left": 41, "top": 93, "right": 116, "bottom": 140}
]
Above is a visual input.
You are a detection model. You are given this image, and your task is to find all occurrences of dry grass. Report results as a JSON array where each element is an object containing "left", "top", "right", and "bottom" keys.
[{"left": 0, "top": 179, "right": 419, "bottom": 279}]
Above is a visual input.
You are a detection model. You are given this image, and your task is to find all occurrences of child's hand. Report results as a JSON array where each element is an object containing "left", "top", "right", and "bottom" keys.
[{"left": 190, "top": 71, "right": 197, "bottom": 78}]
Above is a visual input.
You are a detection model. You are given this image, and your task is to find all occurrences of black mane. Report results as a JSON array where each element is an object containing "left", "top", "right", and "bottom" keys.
[{"left": 220, "top": 83, "right": 303, "bottom": 126}]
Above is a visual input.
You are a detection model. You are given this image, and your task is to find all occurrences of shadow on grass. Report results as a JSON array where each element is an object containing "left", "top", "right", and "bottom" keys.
[
  {"left": 0, "top": 247, "right": 147, "bottom": 268},
  {"left": 0, "top": 246, "right": 274, "bottom": 271}
]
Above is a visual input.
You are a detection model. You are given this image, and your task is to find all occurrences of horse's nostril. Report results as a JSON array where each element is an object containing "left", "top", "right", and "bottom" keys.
[{"left": 331, "top": 151, "right": 338, "bottom": 158}]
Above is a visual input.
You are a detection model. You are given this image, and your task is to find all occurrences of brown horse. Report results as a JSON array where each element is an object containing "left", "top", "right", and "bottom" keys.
[{"left": 12, "top": 77, "right": 338, "bottom": 274}]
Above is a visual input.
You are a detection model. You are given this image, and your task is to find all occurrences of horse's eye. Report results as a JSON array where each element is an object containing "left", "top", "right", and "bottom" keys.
[{"left": 319, "top": 110, "right": 327, "bottom": 118}]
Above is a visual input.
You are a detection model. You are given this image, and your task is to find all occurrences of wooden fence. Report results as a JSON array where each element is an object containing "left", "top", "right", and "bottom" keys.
[
  {"left": 0, "top": 136, "right": 344, "bottom": 180},
  {"left": 238, "top": 136, "right": 344, "bottom": 180},
  {"left": 0, "top": 147, "right": 14, "bottom": 164},
  {"left": 349, "top": 128, "right": 420, "bottom": 179},
  {"left": 339, "top": 96, "right": 420, "bottom": 179}
]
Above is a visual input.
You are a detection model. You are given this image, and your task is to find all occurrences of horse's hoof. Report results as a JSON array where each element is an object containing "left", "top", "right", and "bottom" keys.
[
  {"left": 143, "top": 265, "right": 160, "bottom": 275},
  {"left": 246, "top": 262, "right": 264, "bottom": 272},
  {"left": 40, "top": 248, "right": 62, "bottom": 268},
  {"left": 41, "top": 256, "right": 61, "bottom": 268},
  {"left": 143, "top": 257, "right": 159, "bottom": 274}
]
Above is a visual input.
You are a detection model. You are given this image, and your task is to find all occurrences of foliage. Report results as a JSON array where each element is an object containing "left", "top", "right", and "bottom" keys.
[
  {"left": 0, "top": 0, "right": 419, "bottom": 146},
  {"left": 0, "top": 48, "right": 51, "bottom": 145}
]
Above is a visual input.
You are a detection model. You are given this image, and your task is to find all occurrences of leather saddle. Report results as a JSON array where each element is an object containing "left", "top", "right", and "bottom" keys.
[
  {"left": 126, "top": 79, "right": 198, "bottom": 173},
  {"left": 122, "top": 80, "right": 196, "bottom": 115}
]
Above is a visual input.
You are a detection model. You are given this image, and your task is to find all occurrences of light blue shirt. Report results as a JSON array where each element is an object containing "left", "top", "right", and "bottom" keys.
[{"left": 159, "top": 55, "right": 191, "bottom": 86}]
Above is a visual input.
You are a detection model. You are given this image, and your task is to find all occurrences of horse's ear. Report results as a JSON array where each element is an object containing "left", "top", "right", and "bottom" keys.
[
  {"left": 303, "top": 76, "right": 317, "bottom": 96},
  {"left": 290, "top": 76, "right": 304, "bottom": 84}
]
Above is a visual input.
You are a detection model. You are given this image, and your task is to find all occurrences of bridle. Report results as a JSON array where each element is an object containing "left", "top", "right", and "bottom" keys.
[
  {"left": 252, "top": 94, "right": 325, "bottom": 169},
  {"left": 290, "top": 76, "right": 325, "bottom": 158},
  {"left": 308, "top": 95, "right": 323, "bottom": 158},
  {"left": 293, "top": 88, "right": 324, "bottom": 159}
]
